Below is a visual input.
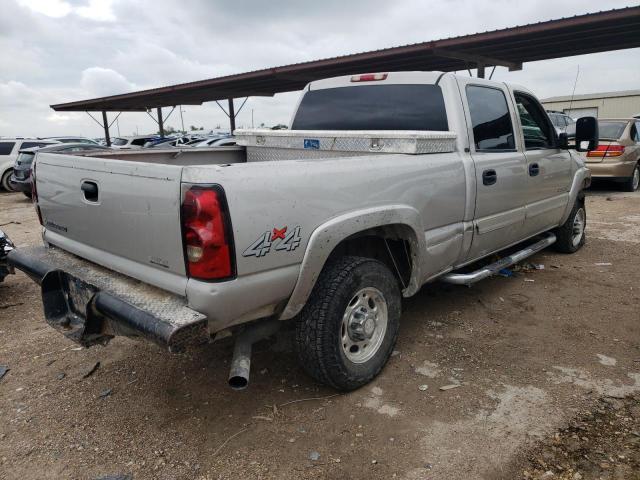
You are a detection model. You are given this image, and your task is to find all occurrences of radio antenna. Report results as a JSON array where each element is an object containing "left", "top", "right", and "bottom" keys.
[{"left": 567, "top": 65, "right": 580, "bottom": 117}]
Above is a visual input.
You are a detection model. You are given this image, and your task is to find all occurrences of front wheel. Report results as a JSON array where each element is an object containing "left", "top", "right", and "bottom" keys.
[
  {"left": 294, "top": 256, "right": 401, "bottom": 391},
  {"left": 621, "top": 163, "right": 640, "bottom": 192},
  {"left": 553, "top": 199, "right": 586, "bottom": 253}
]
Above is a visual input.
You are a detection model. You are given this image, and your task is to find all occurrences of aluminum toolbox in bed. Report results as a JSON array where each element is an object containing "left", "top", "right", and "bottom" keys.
[{"left": 234, "top": 129, "right": 457, "bottom": 161}]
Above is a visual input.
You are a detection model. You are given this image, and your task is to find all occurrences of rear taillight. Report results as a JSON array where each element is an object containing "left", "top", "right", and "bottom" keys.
[
  {"left": 31, "top": 162, "right": 42, "bottom": 225},
  {"left": 350, "top": 73, "right": 388, "bottom": 82},
  {"left": 181, "top": 185, "right": 234, "bottom": 280},
  {"left": 587, "top": 145, "right": 625, "bottom": 157}
]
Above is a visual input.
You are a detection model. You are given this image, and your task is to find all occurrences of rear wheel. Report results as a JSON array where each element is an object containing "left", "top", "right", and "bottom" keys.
[
  {"left": 1, "top": 169, "right": 14, "bottom": 192},
  {"left": 554, "top": 199, "right": 586, "bottom": 253},
  {"left": 294, "top": 256, "right": 401, "bottom": 391},
  {"left": 621, "top": 163, "right": 640, "bottom": 192}
]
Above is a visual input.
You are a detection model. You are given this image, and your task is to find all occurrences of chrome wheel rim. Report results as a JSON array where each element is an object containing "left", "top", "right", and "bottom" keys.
[
  {"left": 572, "top": 207, "right": 586, "bottom": 247},
  {"left": 341, "top": 287, "right": 388, "bottom": 364},
  {"left": 633, "top": 167, "right": 639, "bottom": 191}
]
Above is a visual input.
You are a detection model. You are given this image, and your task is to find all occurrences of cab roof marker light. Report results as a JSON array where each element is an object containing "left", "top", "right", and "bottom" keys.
[{"left": 350, "top": 73, "right": 388, "bottom": 82}]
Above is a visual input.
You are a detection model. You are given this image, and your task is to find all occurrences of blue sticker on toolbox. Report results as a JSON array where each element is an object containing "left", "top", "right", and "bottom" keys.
[{"left": 303, "top": 139, "right": 320, "bottom": 149}]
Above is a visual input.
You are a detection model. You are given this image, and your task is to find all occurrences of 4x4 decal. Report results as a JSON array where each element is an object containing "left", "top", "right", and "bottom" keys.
[{"left": 243, "top": 226, "right": 302, "bottom": 257}]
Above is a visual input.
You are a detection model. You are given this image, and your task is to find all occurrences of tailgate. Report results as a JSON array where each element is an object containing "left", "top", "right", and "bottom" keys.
[{"left": 35, "top": 153, "right": 187, "bottom": 286}]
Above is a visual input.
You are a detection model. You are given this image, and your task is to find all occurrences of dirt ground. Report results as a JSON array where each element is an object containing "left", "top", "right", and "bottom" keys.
[{"left": 1, "top": 184, "right": 639, "bottom": 480}]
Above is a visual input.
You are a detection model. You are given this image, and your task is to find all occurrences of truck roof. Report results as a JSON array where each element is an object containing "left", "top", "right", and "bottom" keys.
[{"left": 305, "top": 71, "right": 534, "bottom": 97}]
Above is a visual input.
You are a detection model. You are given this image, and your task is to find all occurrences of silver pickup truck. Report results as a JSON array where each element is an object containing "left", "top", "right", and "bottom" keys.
[{"left": 5, "top": 71, "right": 597, "bottom": 391}]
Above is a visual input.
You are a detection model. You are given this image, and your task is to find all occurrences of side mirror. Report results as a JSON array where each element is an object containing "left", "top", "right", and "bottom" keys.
[
  {"left": 574, "top": 117, "right": 598, "bottom": 152},
  {"left": 557, "top": 132, "right": 569, "bottom": 149}
]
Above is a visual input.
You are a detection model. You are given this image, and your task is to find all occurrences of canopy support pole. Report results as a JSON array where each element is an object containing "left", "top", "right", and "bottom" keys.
[
  {"left": 228, "top": 98, "right": 236, "bottom": 133},
  {"left": 157, "top": 107, "right": 165, "bottom": 138},
  {"left": 102, "top": 111, "right": 111, "bottom": 146}
]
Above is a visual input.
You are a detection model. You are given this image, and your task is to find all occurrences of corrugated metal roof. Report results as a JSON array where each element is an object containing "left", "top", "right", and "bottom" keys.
[
  {"left": 51, "top": 6, "right": 640, "bottom": 112},
  {"left": 541, "top": 90, "right": 640, "bottom": 103}
]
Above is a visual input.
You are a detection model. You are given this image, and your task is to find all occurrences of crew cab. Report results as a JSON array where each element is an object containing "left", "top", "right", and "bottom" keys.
[{"left": 6, "top": 72, "right": 597, "bottom": 391}]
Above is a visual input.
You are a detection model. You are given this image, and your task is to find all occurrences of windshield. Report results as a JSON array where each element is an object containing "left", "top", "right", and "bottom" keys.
[
  {"left": 291, "top": 84, "right": 449, "bottom": 131},
  {"left": 566, "top": 121, "right": 627, "bottom": 140},
  {"left": 112, "top": 138, "right": 128, "bottom": 146},
  {"left": 548, "top": 114, "right": 562, "bottom": 127},
  {"left": 15, "top": 152, "right": 35, "bottom": 166}
]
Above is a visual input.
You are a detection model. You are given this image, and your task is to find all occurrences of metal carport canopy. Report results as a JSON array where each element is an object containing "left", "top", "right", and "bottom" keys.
[{"left": 51, "top": 6, "right": 640, "bottom": 113}]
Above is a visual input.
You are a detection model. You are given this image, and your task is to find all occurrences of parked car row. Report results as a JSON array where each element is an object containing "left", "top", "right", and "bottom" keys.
[
  {"left": 105, "top": 133, "right": 235, "bottom": 149},
  {"left": 11, "top": 143, "right": 110, "bottom": 197},
  {"left": 0, "top": 136, "right": 107, "bottom": 193},
  {"left": 0, "top": 133, "right": 240, "bottom": 193}
]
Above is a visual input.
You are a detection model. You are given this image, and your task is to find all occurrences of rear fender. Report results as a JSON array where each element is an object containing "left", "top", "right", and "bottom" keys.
[{"left": 278, "top": 205, "right": 425, "bottom": 320}]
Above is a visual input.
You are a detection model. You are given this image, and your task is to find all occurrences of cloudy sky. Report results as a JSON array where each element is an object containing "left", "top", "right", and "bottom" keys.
[{"left": 1, "top": 0, "right": 639, "bottom": 138}]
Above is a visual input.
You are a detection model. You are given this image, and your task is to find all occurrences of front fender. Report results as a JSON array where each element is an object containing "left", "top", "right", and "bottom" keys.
[
  {"left": 278, "top": 205, "right": 425, "bottom": 320},
  {"left": 559, "top": 166, "right": 591, "bottom": 225}
]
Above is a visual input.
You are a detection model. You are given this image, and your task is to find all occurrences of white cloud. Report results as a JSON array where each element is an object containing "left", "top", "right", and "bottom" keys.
[
  {"left": 17, "top": 0, "right": 116, "bottom": 21},
  {"left": 47, "top": 112, "right": 72, "bottom": 123},
  {"left": 80, "top": 67, "right": 135, "bottom": 97},
  {"left": 17, "top": 0, "right": 72, "bottom": 18},
  {"left": 75, "top": 0, "right": 116, "bottom": 21}
]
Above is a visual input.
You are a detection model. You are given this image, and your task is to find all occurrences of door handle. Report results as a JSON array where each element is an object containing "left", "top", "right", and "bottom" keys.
[
  {"left": 482, "top": 169, "right": 497, "bottom": 186},
  {"left": 81, "top": 181, "right": 99, "bottom": 202},
  {"left": 529, "top": 163, "right": 540, "bottom": 177}
]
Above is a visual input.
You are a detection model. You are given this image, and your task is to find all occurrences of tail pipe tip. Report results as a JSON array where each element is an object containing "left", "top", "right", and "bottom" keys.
[{"left": 228, "top": 320, "right": 281, "bottom": 390}]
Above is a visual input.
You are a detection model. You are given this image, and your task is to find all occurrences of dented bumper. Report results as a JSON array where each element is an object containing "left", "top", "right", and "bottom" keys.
[{"left": 7, "top": 246, "right": 209, "bottom": 352}]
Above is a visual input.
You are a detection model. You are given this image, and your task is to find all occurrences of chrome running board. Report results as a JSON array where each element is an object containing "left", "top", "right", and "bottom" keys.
[{"left": 441, "top": 232, "right": 556, "bottom": 286}]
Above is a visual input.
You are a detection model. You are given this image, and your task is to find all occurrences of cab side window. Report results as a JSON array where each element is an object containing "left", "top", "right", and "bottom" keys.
[
  {"left": 466, "top": 85, "right": 515, "bottom": 152},
  {"left": 514, "top": 93, "right": 556, "bottom": 150}
]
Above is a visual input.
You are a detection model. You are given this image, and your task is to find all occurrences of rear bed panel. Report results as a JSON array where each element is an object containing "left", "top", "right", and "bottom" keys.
[{"left": 36, "top": 153, "right": 187, "bottom": 280}]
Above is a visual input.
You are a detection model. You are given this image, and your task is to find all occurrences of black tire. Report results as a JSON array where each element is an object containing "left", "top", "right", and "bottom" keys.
[
  {"left": 294, "top": 256, "right": 401, "bottom": 391},
  {"left": 553, "top": 198, "right": 586, "bottom": 253},
  {"left": 22, "top": 191, "right": 32, "bottom": 199},
  {"left": 620, "top": 163, "right": 640, "bottom": 192},
  {"left": 1, "top": 169, "right": 14, "bottom": 192}
]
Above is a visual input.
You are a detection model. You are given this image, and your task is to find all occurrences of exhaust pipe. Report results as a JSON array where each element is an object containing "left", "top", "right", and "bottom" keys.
[{"left": 228, "top": 320, "right": 281, "bottom": 390}]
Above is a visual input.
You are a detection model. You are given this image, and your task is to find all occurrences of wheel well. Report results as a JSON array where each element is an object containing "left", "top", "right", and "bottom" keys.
[{"left": 327, "top": 224, "right": 415, "bottom": 290}]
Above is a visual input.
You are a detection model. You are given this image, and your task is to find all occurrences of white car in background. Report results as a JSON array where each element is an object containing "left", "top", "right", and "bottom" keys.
[
  {"left": 0, "top": 138, "right": 60, "bottom": 191},
  {"left": 43, "top": 136, "right": 101, "bottom": 145},
  {"left": 195, "top": 136, "right": 237, "bottom": 147},
  {"left": 110, "top": 135, "right": 159, "bottom": 149},
  {"left": 546, "top": 111, "right": 576, "bottom": 134}
]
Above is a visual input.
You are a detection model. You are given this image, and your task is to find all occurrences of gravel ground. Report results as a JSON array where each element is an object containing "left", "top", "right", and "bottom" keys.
[{"left": 0, "top": 184, "right": 639, "bottom": 480}]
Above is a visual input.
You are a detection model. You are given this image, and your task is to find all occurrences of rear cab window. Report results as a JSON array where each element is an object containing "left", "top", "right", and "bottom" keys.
[
  {"left": 291, "top": 84, "right": 449, "bottom": 131},
  {"left": 465, "top": 85, "right": 515, "bottom": 151},
  {"left": 0, "top": 142, "right": 16, "bottom": 155}
]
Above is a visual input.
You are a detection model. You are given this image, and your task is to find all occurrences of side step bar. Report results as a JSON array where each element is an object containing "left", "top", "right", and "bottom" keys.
[{"left": 441, "top": 233, "right": 556, "bottom": 286}]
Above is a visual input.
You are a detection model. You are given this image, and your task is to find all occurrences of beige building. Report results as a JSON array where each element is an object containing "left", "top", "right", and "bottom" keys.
[{"left": 541, "top": 90, "right": 640, "bottom": 119}]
